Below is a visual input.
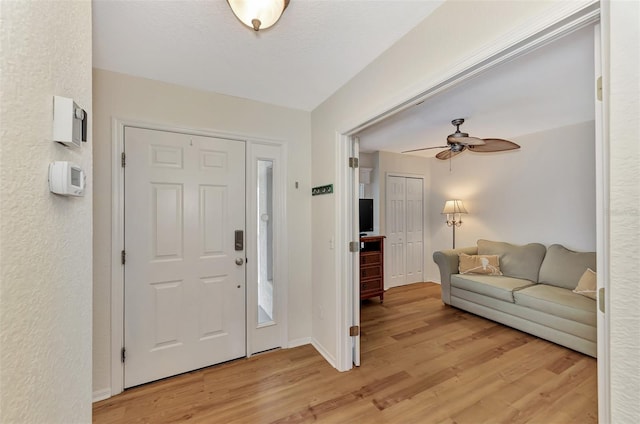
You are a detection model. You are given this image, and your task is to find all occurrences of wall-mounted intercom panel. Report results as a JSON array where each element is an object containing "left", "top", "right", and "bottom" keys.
[{"left": 53, "top": 95, "right": 87, "bottom": 148}]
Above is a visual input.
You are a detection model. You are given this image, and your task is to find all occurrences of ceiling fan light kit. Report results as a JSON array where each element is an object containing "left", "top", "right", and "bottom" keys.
[
  {"left": 227, "top": 0, "right": 290, "bottom": 31},
  {"left": 403, "top": 118, "right": 521, "bottom": 160}
]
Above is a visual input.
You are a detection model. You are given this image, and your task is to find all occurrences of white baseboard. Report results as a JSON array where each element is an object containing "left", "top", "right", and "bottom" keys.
[
  {"left": 311, "top": 338, "right": 337, "bottom": 369},
  {"left": 287, "top": 337, "right": 311, "bottom": 348},
  {"left": 93, "top": 388, "right": 111, "bottom": 403}
]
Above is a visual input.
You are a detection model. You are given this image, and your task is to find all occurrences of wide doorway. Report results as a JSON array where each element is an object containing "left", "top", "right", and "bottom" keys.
[{"left": 123, "top": 127, "right": 246, "bottom": 388}]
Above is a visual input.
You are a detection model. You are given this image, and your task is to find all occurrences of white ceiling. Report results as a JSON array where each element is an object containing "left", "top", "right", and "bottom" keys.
[
  {"left": 92, "top": 0, "right": 443, "bottom": 111},
  {"left": 357, "top": 25, "right": 595, "bottom": 156},
  {"left": 93, "top": 2, "right": 595, "bottom": 152}
]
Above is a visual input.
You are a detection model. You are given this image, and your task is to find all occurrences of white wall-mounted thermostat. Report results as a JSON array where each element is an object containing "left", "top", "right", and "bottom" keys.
[
  {"left": 53, "top": 96, "right": 87, "bottom": 148},
  {"left": 49, "top": 161, "right": 86, "bottom": 197}
]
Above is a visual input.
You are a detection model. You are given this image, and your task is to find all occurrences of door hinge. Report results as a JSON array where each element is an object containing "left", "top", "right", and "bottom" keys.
[
  {"left": 349, "top": 326, "right": 360, "bottom": 337},
  {"left": 349, "top": 157, "right": 359, "bottom": 168},
  {"left": 349, "top": 241, "right": 359, "bottom": 252},
  {"left": 121, "top": 250, "right": 126, "bottom": 265},
  {"left": 121, "top": 347, "right": 126, "bottom": 363},
  {"left": 121, "top": 152, "right": 126, "bottom": 167},
  {"left": 596, "top": 76, "right": 603, "bottom": 101}
]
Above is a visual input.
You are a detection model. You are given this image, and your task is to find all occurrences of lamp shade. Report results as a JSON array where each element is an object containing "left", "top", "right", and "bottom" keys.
[
  {"left": 442, "top": 199, "right": 468, "bottom": 214},
  {"left": 227, "top": 0, "right": 289, "bottom": 31}
]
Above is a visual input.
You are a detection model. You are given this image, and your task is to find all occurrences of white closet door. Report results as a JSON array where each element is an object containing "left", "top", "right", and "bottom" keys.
[
  {"left": 405, "top": 178, "right": 424, "bottom": 284},
  {"left": 386, "top": 176, "right": 406, "bottom": 288},
  {"left": 386, "top": 175, "right": 424, "bottom": 288}
]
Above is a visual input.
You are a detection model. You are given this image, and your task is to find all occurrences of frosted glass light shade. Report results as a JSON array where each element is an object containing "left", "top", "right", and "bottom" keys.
[
  {"left": 442, "top": 200, "right": 468, "bottom": 214},
  {"left": 228, "top": 0, "right": 289, "bottom": 31}
]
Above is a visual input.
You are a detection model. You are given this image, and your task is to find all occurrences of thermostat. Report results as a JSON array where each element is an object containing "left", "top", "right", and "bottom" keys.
[{"left": 49, "top": 161, "right": 86, "bottom": 197}]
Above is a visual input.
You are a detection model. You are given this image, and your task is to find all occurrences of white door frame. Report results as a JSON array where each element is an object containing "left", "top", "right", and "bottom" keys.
[
  {"left": 593, "top": 20, "right": 610, "bottom": 419},
  {"left": 351, "top": 137, "right": 360, "bottom": 367},
  {"left": 110, "top": 118, "right": 288, "bottom": 396},
  {"left": 335, "top": 1, "right": 608, "bottom": 420}
]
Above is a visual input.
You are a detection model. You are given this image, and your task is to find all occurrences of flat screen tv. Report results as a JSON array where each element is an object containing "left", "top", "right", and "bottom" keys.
[{"left": 359, "top": 199, "right": 374, "bottom": 233}]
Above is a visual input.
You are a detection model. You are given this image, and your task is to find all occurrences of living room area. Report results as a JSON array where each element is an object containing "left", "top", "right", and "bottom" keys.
[{"left": 349, "top": 19, "right": 600, "bottom": 418}]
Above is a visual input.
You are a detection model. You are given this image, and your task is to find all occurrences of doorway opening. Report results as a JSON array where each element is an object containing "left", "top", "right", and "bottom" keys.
[{"left": 338, "top": 3, "right": 607, "bottom": 420}]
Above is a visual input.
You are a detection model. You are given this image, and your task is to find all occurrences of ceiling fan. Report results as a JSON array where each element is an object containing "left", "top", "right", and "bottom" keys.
[{"left": 402, "top": 118, "right": 520, "bottom": 160}]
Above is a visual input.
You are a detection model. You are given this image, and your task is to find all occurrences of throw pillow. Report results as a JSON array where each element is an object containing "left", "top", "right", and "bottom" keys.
[
  {"left": 573, "top": 268, "right": 597, "bottom": 300},
  {"left": 477, "top": 239, "right": 546, "bottom": 282},
  {"left": 458, "top": 253, "right": 503, "bottom": 275}
]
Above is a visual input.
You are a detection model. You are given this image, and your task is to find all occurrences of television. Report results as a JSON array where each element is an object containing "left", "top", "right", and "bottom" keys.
[{"left": 359, "top": 198, "right": 374, "bottom": 234}]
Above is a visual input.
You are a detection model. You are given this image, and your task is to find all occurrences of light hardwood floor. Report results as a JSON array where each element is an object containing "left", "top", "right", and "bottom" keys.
[{"left": 93, "top": 282, "right": 597, "bottom": 423}]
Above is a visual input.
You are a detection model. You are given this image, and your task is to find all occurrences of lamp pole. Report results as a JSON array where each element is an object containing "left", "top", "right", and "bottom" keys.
[{"left": 452, "top": 223, "right": 456, "bottom": 249}]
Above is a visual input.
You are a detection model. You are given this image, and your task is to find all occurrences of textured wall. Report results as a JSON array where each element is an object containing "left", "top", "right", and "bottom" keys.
[
  {"left": 607, "top": 1, "right": 640, "bottom": 422},
  {"left": 0, "top": 1, "right": 93, "bottom": 423},
  {"left": 92, "top": 69, "right": 312, "bottom": 396}
]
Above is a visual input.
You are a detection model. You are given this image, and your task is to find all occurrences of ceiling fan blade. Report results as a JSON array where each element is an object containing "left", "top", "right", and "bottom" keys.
[
  {"left": 402, "top": 145, "right": 449, "bottom": 153},
  {"left": 447, "top": 135, "right": 485, "bottom": 145},
  {"left": 468, "top": 138, "right": 520, "bottom": 152},
  {"left": 435, "top": 147, "right": 465, "bottom": 160}
]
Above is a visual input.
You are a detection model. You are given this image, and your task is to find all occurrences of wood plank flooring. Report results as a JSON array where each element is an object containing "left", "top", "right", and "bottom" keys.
[{"left": 93, "top": 282, "right": 597, "bottom": 423}]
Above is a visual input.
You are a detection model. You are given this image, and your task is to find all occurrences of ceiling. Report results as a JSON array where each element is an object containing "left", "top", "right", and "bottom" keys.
[
  {"left": 92, "top": 0, "right": 443, "bottom": 111},
  {"left": 93, "top": 2, "right": 595, "bottom": 154},
  {"left": 357, "top": 25, "right": 595, "bottom": 156}
]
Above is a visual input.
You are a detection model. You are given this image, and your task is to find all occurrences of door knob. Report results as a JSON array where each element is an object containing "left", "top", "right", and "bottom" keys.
[{"left": 235, "top": 258, "right": 244, "bottom": 266}]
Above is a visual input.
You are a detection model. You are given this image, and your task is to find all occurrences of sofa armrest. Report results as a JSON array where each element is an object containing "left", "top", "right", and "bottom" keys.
[{"left": 433, "top": 246, "right": 478, "bottom": 304}]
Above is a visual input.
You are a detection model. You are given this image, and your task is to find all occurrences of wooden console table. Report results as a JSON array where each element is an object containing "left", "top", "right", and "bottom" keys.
[{"left": 360, "top": 235, "right": 385, "bottom": 302}]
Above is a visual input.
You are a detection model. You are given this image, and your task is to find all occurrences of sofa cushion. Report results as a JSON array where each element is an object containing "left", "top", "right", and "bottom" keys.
[
  {"left": 514, "top": 284, "right": 596, "bottom": 326},
  {"left": 451, "top": 274, "right": 534, "bottom": 303},
  {"left": 573, "top": 268, "right": 597, "bottom": 300},
  {"left": 458, "top": 253, "right": 503, "bottom": 275},
  {"left": 538, "top": 244, "right": 597, "bottom": 290},
  {"left": 477, "top": 239, "right": 546, "bottom": 282}
]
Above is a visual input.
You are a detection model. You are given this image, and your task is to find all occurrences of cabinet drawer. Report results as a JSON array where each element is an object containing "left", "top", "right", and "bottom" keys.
[
  {"left": 360, "top": 252, "right": 382, "bottom": 266},
  {"left": 361, "top": 279, "right": 382, "bottom": 293},
  {"left": 360, "top": 265, "right": 382, "bottom": 279}
]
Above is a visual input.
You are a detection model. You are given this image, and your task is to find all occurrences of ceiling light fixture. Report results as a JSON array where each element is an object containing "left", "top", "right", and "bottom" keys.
[{"left": 227, "top": 0, "right": 290, "bottom": 31}]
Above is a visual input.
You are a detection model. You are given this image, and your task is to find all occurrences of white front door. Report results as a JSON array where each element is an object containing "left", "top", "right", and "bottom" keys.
[{"left": 123, "top": 127, "right": 246, "bottom": 388}]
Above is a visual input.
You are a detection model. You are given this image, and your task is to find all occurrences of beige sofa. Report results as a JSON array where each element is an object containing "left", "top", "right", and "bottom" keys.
[{"left": 433, "top": 239, "right": 597, "bottom": 357}]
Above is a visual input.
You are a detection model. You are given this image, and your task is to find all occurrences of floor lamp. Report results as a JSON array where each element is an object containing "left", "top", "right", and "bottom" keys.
[{"left": 442, "top": 200, "right": 467, "bottom": 249}]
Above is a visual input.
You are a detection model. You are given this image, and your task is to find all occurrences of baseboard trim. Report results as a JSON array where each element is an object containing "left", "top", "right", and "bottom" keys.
[
  {"left": 287, "top": 337, "right": 311, "bottom": 348},
  {"left": 311, "top": 338, "right": 337, "bottom": 369},
  {"left": 93, "top": 388, "right": 111, "bottom": 403}
]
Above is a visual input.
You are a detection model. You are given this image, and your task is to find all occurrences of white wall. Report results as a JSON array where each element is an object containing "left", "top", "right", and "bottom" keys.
[
  {"left": 427, "top": 121, "right": 596, "bottom": 281},
  {"left": 92, "top": 69, "right": 312, "bottom": 396},
  {"left": 359, "top": 151, "right": 375, "bottom": 199},
  {"left": 310, "top": 0, "right": 561, "bottom": 366},
  {"left": 0, "top": 1, "right": 93, "bottom": 422},
  {"left": 607, "top": 1, "right": 640, "bottom": 421}
]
